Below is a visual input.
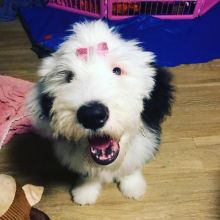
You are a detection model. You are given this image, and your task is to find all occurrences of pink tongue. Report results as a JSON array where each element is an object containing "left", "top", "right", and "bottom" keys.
[{"left": 89, "top": 138, "right": 112, "bottom": 150}]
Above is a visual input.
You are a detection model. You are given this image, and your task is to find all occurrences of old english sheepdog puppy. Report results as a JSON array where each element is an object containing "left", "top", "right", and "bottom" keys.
[{"left": 28, "top": 20, "right": 173, "bottom": 205}]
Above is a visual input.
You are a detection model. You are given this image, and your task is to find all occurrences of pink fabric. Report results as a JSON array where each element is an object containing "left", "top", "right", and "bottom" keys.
[
  {"left": 0, "top": 75, "right": 34, "bottom": 148},
  {"left": 76, "top": 42, "right": 109, "bottom": 61}
]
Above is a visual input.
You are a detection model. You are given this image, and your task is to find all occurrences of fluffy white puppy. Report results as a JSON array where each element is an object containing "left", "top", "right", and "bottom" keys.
[{"left": 28, "top": 20, "right": 173, "bottom": 205}]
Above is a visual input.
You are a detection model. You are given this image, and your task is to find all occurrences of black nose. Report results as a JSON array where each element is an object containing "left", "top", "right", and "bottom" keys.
[{"left": 77, "top": 101, "right": 109, "bottom": 130}]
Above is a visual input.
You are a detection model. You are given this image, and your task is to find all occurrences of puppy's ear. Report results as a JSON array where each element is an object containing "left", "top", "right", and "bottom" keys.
[
  {"left": 35, "top": 56, "right": 55, "bottom": 117},
  {"left": 141, "top": 65, "right": 174, "bottom": 131},
  {"left": 39, "top": 91, "right": 54, "bottom": 119},
  {"left": 37, "top": 82, "right": 54, "bottom": 119},
  {"left": 27, "top": 82, "right": 54, "bottom": 122}
]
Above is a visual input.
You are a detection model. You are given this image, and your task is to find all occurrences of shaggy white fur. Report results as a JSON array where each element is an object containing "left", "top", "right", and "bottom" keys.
[
  {"left": 71, "top": 180, "right": 102, "bottom": 205},
  {"left": 27, "top": 20, "right": 169, "bottom": 205},
  {"left": 118, "top": 170, "right": 147, "bottom": 199}
]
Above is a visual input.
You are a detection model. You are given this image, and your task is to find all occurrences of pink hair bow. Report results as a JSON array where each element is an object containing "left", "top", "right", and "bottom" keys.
[{"left": 76, "top": 42, "right": 108, "bottom": 61}]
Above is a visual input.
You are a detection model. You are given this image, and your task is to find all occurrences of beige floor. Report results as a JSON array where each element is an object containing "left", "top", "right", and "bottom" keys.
[{"left": 0, "top": 19, "right": 220, "bottom": 220}]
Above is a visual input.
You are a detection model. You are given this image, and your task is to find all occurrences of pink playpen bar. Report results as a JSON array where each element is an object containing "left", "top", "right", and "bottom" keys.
[
  {"left": 47, "top": 0, "right": 220, "bottom": 20},
  {"left": 108, "top": 0, "right": 202, "bottom": 20},
  {"left": 199, "top": 0, "right": 220, "bottom": 16},
  {"left": 108, "top": 0, "right": 220, "bottom": 19}
]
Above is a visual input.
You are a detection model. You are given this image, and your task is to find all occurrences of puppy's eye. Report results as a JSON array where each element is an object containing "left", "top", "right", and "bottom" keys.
[
  {"left": 113, "top": 67, "right": 122, "bottom": 76},
  {"left": 60, "top": 70, "right": 74, "bottom": 83}
]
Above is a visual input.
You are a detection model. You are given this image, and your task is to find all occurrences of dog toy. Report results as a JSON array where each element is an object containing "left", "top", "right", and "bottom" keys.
[{"left": 0, "top": 174, "right": 50, "bottom": 220}]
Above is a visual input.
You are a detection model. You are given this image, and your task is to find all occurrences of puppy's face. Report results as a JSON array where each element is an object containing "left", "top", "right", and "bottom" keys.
[{"left": 29, "top": 21, "right": 156, "bottom": 166}]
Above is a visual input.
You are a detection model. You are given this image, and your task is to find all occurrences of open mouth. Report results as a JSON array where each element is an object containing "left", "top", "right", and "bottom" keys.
[{"left": 88, "top": 135, "right": 120, "bottom": 165}]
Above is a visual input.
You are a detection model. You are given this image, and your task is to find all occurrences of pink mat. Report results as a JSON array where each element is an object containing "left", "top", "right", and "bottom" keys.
[{"left": 0, "top": 75, "right": 34, "bottom": 148}]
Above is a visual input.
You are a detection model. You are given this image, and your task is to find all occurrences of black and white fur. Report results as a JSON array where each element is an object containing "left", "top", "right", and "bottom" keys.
[{"left": 28, "top": 21, "right": 173, "bottom": 205}]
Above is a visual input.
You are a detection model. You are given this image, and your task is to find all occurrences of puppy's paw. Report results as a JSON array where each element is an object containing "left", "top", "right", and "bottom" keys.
[
  {"left": 71, "top": 181, "right": 101, "bottom": 205},
  {"left": 119, "top": 171, "right": 147, "bottom": 200}
]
